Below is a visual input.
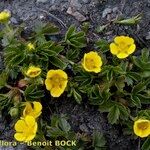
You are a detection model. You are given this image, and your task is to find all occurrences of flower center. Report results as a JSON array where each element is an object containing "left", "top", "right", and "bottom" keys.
[
  {"left": 137, "top": 122, "right": 149, "bottom": 130},
  {"left": 29, "top": 71, "right": 40, "bottom": 76},
  {"left": 85, "top": 58, "right": 96, "bottom": 69},
  {"left": 49, "top": 74, "right": 66, "bottom": 88},
  {"left": 117, "top": 42, "right": 130, "bottom": 52}
]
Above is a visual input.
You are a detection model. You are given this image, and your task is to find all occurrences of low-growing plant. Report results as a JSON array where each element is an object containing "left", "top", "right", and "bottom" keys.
[{"left": 0, "top": 10, "right": 150, "bottom": 150}]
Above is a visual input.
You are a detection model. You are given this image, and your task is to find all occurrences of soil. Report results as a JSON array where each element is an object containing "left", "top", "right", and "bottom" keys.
[{"left": 0, "top": 0, "right": 150, "bottom": 150}]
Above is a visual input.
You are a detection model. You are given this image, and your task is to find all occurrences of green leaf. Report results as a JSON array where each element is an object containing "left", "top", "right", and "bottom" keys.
[
  {"left": 0, "top": 94, "right": 10, "bottom": 110},
  {"left": 66, "top": 49, "right": 80, "bottom": 61},
  {"left": 65, "top": 25, "right": 86, "bottom": 48},
  {"left": 141, "top": 48, "right": 150, "bottom": 62},
  {"left": 47, "top": 127, "right": 66, "bottom": 138},
  {"left": 73, "top": 89, "right": 82, "bottom": 104},
  {"left": 138, "top": 110, "right": 150, "bottom": 120},
  {"left": 127, "top": 72, "right": 141, "bottom": 82},
  {"left": 131, "top": 95, "right": 141, "bottom": 108},
  {"left": 132, "top": 82, "right": 146, "bottom": 94},
  {"left": 35, "top": 22, "right": 59, "bottom": 35},
  {"left": 25, "top": 84, "right": 44, "bottom": 100},
  {"left": 59, "top": 118, "right": 71, "bottom": 133},
  {"left": 89, "top": 85, "right": 106, "bottom": 105},
  {"left": 65, "top": 25, "right": 76, "bottom": 41},
  {"left": 49, "top": 56, "right": 67, "bottom": 69},
  {"left": 92, "top": 131, "right": 106, "bottom": 149},
  {"left": 95, "top": 39, "right": 109, "bottom": 53},
  {"left": 137, "top": 94, "right": 150, "bottom": 104},
  {"left": 142, "top": 137, "right": 150, "bottom": 150},
  {"left": 0, "top": 72, "right": 8, "bottom": 89},
  {"left": 107, "top": 105, "right": 120, "bottom": 124}
]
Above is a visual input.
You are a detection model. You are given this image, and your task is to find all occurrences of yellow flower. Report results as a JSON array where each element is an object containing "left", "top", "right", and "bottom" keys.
[
  {"left": 25, "top": 66, "right": 41, "bottom": 78},
  {"left": 45, "top": 69, "right": 68, "bottom": 97},
  {"left": 0, "top": 11, "right": 11, "bottom": 23},
  {"left": 27, "top": 43, "right": 35, "bottom": 51},
  {"left": 23, "top": 101, "right": 42, "bottom": 119},
  {"left": 110, "top": 36, "right": 136, "bottom": 59},
  {"left": 82, "top": 51, "right": 102, "bottom": 73},
  {"left": 133, "top": 119, "right": 150, "bottom": 138},
  {"left": 14, "top": 116, "right": 37, "bottom": 142}
]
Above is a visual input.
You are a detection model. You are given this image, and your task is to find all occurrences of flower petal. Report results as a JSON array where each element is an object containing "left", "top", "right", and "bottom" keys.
[
  {"left": 25, "top": 116, "right": 36, "bottom": 127},
  {"left": 114, "top": 36, "right": 125, "bottom": 44},
  {"left": 50, "top": 87, "right": 64, "bottom": 97},
  {"left": 45, "top": 78, "right": 52, "bottom": 90},
  {"left": 117, "top": 53, "right": 128, "bottom": 59},
  {"left": 127, "top": 44, "right": 136, "bottom": 54},
  {"left": 110, "top": 43, "right": 119, "bottom": 55},
  {"left": 55, "top": 70, "right": 68, "bottom": 80},
  {"left": 14, "top": 133, "right": 25, "bottom": 142},
  {"left": 125, "top": 37, "right": 134, "bottom": 45},
  {"left": 23, "top": 102, "right": 33, "bottom": 117},
  {"left": 25, "top": 134, "right": 36, "bottom": 142},
  {"left": 15, "top": 120, "right": 26, "bottom": 132},
  {"left": 33, "top": 102, "right": 42, "bottom": 118}
]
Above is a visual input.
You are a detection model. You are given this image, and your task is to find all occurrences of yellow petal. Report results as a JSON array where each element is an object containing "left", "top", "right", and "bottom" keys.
[
  {"left": 114, "top": 36, "right": 125, "bottom": 44},
  {"left": 26, "top": 66, "right": 41, "bottom": 78},
  {"left": 33, "top": 102, "right": 42, "bottom": 113},
  {"left": 117, "top": 53, "right": 128, "bottom": 59},
  {"left": 23, "top": 102, "right": 33, "bottom": 117},
  {"left": 33, "top": 122, "right": 38, "bottom": 134},
  {"left": 15, "top": 120, "right": 26, "bottom": 132},
  {"left": 14, "top": 133, "right": 25, "bottom": 142},
  {"left": 55, "top": 69, "right": 68, "bottom": 79},
  {"left": 93, "top": 67, "right": 101, "bottom": 73},
  {"left": 46, "top": 69, "right": 68, "bottom": 80},
  {"left": 127, "top": 44, "right": 136, "bottom": 54},
  {"left": 50, "top": 87, "right": 64, "bottom": 97},
  {"left": 45, "top": 78, "right": 52, "bottom": 90},
  {"left": 125, "top": 37, "right": 134, "bottom": 45},
  {"left": 110, "top": 43, "right": 119, "bottom": 55},
  {"left": 25, "top": 134, "right": 36, "bottom": 142},
  {"left": 33, "top": 102, "right": 42, "bottom": 117},
  {"left": 25, "top": 116, "right": 36, "bottom": 127}
]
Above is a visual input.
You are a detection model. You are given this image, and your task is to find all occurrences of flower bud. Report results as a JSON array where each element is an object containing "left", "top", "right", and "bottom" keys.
[
  {"left": 18, "top": 79, "right": 28, "bottom": 88},
  {"left": 0, "top": 10, "right": 11, "bottom": 23},
  {"left": 13, "top": 94, "right": 21, "bottom": 105},
  {"left": 9, "top": 107, "right": 19, "bottom": 117}
]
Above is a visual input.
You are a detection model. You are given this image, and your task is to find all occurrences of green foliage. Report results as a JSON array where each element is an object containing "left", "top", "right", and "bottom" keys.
[
  {"left": 46, "top": 114, "right": 73, "bottom": 139},
  {"left": 142, "top": 137, "right": 150, "bottom": 150},
  {"left": 65, "top": 25, "right": 86, "bottom": 48},
  {"left": 25, "top": 84, "right": 44, "bottom": 100},
  {"left": 0, "top": 72, "right": 8, "bottom": 89},
  {"left": 95, "top": 39, "right": 109, "bottom": 53},
  {"left": 132, "top": 48, "right": 150, "bottom": 78},
  {"left": 92, "top": 131, "right": 106, "bottom": 150},
  {"left": 0, "top": 94, "right": 10, "bottom": 110}
]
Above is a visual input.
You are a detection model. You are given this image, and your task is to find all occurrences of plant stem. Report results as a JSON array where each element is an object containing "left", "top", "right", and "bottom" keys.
[{"left": 5, "top": 84, "right": 24, "bottom": 95}]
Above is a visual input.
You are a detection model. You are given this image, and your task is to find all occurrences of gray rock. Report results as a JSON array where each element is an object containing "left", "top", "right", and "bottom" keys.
[
  {"left": 102, "top": 8, "right": 112, "bottom": 18},
  {"left": 37, "top": 0, "right": 48, "bottom": 3}
]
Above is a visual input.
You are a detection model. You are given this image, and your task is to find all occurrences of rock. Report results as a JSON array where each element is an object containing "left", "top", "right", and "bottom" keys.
[
  {"left": 36, "top": 0, "right": 48, "bottom": 3},
  {"left": 102, "top": 8, "right": 112, "bottom": 18},
  {"left": 67, "top": 7, "right": 87, "bottom": 22},
  {"left": 146, "top": 31, "right": 150, "bottom": 40},
  {"left": 70, "top": 0, "right": 82, "bottom": 10},
  {"left": 79, "top": 124, "right": 89, "bottom": 132},
  {"left": 10, "top": 17, "right": 18, "bottom": 24},
  {"left": 80, "top": 0, "right": 91, "bottom": 4}
]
